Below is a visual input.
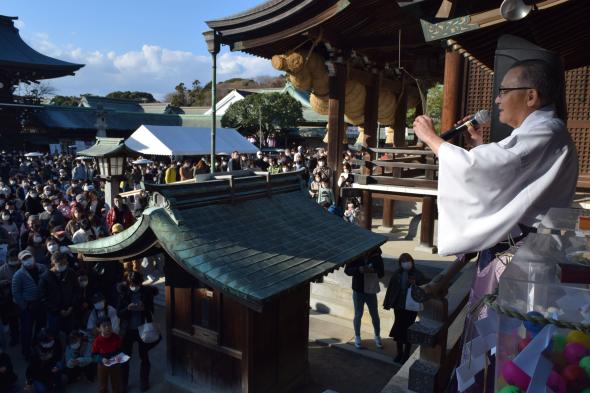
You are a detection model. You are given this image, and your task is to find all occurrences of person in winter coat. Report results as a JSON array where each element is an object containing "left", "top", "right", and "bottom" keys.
[
  {"left": 65, "top": 330, "right": 95, "bottom": 383},
  {"left": 117, "top": 272, "right": 159, "bottom": 392},
  {"left": 11, "top": 250, "right": 47, "bottom": 359},
  {"left": 344, "top": 248, "right": 385, "bottom": 349},
  {"left": 25, "top": 329, "right": 64, "bottom": 393},
  {"left": 105, "top": 196, "right": 135, "bottom": 235},
  {"left": 383, "top": 253, "right": 427, "bottom": 363},
  {"left": 39, "top": 252, "right": 79, "bottom": 336}
]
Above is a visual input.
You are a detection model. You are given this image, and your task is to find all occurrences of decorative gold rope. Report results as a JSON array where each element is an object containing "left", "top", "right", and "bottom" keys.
[{"left": 482, "top": 294, "right": 590, "bottom": 334}]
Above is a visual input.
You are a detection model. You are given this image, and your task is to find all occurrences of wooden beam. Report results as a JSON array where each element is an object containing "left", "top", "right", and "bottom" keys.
[
  {"left": 327, "top": 62, "right": 347, "bottom": 193},
  {"left": 361, "top": 190, "right": 373, "bottom": 230},
  {"left": 421, "top": 0, "right": 570, "bottom": 42},
  {"left": 441, "top": 50, "right": 463, "bottom": 132},
  {"left": 382, "top": 199, "right": 394, "bottom": 228},
  {"left": 420, "top": 196, "right": 435, "bottom": 249},
  {"left": 364, "top": 72, "right": 381, "bottom": 160}
]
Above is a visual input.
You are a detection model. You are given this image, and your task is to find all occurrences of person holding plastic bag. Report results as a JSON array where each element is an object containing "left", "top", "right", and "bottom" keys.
[
  {"left": 116, "top": 272, "right": 159, "bottom": 392},
  {"left": 383, "top": 253, "right": 427, "bottom": 363}
]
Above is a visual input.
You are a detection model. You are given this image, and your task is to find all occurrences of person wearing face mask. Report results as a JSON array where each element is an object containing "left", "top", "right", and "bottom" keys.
[
  {"left": 72, "top": 161, "right": 88, "bottom": 181},
  {"left": 75, "top": 270, "right": 95, "bottom": 328},
  {"left": 383, "top": 253, "right": 427, "bottom": 363},
  {"left": 0, "top": 213, "right": 18, "bottom": 252},
  {"left": 50, "top": 227, "right": 71, "bottom": 247},
  {"left": 11, "top": 250, "right": 47, "bottom": 360},
  {"left": 72, "top": 219, "right": 95, "bottom": 244},
  {"left": 337, "top": 162, "right": 354, "bottom": 188},
  {"left": 26, "top": 232, "right": 48, "bottom": 266},
  {"left": 117, "top": 272, "right": 159, "bottom": 392},
  {"left": 24, "top": 188, "right": 43, "bottom": 216},
  {"left": 312, "top": 156, "right": 332, "bottom": 184},
  {"left": 39, "top": 252, "right": 78, "bottom": 336},
  {"left": 179, "top": 160, "right": 192, "bottom": 181},
  {"left": 64, "top": 330, "right": 95, "bottom": 383},
  {"left": 5, "top": 200, "right": 23, "bottom": 229},
  {"left": 345, "top": 248, "right": 385, "bottom": 350},
  {"left": 0, "top": 249, "right": 21, "bottom": 347},
  {"left": 25, "top": 329, "right": 64, "bottom": 393},
  {"left": 86, "top": 292, "right": 120, "bottom": 337},
  {"left": 267, "top": 157, "right": 281, "bottom": 175},
  {"left": 39, "top": 199, "right": 66, "bottom": 233}
]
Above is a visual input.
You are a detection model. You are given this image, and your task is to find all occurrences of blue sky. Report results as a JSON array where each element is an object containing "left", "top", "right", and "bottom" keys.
[{"left": 4, "top": 0, "right": 279, "bottom": 99}]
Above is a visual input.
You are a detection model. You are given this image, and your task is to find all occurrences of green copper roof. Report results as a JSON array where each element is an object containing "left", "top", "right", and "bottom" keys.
[
  {"left": 76, "top": 137, "right": 135, "bottom": 157},
  {"left": 70, "top": 172, "right": 386, "bottom": 309}
]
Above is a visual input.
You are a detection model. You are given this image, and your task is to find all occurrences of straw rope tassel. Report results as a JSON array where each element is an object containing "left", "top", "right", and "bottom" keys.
[
  {"left": 385, "top": 126, "right": 395, "bottom": 145},
  {"left": 355, "top": 126, "right": 368, "bottom": 148}
]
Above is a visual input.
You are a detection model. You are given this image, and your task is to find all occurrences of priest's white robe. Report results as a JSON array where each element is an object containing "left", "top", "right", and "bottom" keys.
[{"left": 437, "top": 106, "right": 578, "bottom": 255}]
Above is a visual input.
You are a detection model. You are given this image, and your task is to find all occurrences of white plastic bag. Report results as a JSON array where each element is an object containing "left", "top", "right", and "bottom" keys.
[
  {"left": 405, "top": 286, "right": 423, "bottom": 312},
  {"left": 138, "top": 322, "right": 160, "bottom": 344}
]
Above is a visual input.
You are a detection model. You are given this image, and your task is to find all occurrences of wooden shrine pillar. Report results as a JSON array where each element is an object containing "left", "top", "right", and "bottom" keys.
[
  {"left": 441, "top": 50, "right": 463, "bottom": 132},
  {"left": 361, "top": 190, "right": 373, "bottom": 230},
  {"left": 327, "top": 62, "right": 347, "bottom": 192},
  {"left": 364, "top": 72, "right": 381, "bottom": 160},
  {"left": 393, "top": 89, "right": 408, "bottom": 148},
  {"left": 382, "top": 198, "right": 394, "bottom": 228}
]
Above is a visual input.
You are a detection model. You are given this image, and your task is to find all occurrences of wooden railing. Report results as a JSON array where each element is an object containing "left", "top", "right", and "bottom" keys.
[{"left": 406, "top": 254, "right": 477, "bottom": 393}]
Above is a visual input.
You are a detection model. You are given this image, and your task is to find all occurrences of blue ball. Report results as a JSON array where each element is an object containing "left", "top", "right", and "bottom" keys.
[{"left": 523, "top": 311, "right": 545, "bottom": 335}]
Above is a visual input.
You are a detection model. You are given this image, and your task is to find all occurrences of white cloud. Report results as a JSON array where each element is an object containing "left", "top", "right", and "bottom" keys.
[{"left": 21, "top": 33, "right": 280, "bottom": 100}]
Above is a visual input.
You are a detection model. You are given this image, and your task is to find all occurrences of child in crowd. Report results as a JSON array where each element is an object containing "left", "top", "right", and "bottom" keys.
[
  {"left": 65, "top": 330, "right": 95, "bottom": 383},
  {"left": 92, "top": 317, "right": 123, "bottom": 393}
]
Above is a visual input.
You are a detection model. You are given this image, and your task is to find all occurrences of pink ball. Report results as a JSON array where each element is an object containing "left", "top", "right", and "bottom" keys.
[
  {"left": 547, "top": 370, "right": 567, "bottom": 393},
  {"left": 502, "top": 360, "right": 531, "bottom": 391},
  {"left": 564, "top": 342, "right": 589, "bottom": 364}
]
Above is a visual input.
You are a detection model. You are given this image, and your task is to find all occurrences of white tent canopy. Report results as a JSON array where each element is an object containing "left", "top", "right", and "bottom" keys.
[{"left": 124, "top": 125, "right": 259, "bottom": 156}]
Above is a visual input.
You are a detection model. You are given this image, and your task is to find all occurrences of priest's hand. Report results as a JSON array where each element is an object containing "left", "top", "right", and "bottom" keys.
[
  {"left": 456, "top": 115, "right": 484, "bottom": 147},
  {"left": 413, "top": 115, "right": 445, "bottom": 155}
]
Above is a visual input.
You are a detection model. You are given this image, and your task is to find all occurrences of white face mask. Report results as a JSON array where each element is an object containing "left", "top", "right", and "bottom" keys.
[
  {"left": 47, "top": 244, "right": 58, "bottom": 253},
  {"left": 57, "top": 264, "right": 67, "bottom": 272},
  {"left": 33, "top": 235, "right": 43, "bottom": 244},
  {"left": 59, "top": 246, "right": 69, "bottom": 253},
  {"left": 44, "top": 206, "right": 53, "bottom": 213},
  {"left": 318, "top": 162, "right": 325, "bottom": 167},
  {"left": 94, "top": 302, "right": 105, "bottom": 310},
  {"left": 1, "top": 215, "right": 9, "bottom": 221},
  {"left": 70, "top": 342, "right": 80, "bottom": 350},
  {"left": 44, "top": 191, "right": 52, "bottom": 196},
  {"left": 79, "top": 279, "right": 88, "bottom": 288},
  {"left": 282, "top": 168, "right": 289, "bottom": 173},
  {"left": 129, "top": 286, "right": 140, "bottom": 292},
  {"left": 401, "top": 262, "right": 412, "bottom": 270}
]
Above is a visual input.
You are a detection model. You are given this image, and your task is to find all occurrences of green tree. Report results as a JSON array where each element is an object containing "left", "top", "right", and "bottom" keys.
[
  {"left": 50, "top": 95, "right": 80, "bottom": 106},
  {"left": 106, "top": 91, "right": 156, "bottom": 102},
  {"left": 168, "top": 83, "right": 188, "bottom": 107},
  {"left": 405, "top": 83, "right": 443, "bottom": 132},
  {"left": 221, "top": 93, "right": 303, "bottom": 142}
]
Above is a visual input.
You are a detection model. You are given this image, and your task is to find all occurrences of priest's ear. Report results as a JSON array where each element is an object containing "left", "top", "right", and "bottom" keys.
[{"left": 526, "top": 88, "right": 543, "bottom": 110}]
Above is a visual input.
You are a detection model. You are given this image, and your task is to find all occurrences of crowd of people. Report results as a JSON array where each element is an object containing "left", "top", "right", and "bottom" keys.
[
  {"left": 0, "top": 143, "right": 373, "bottom": 392},
  {"left": 0, "top": 151, "right": 161, "bottom": 393}
]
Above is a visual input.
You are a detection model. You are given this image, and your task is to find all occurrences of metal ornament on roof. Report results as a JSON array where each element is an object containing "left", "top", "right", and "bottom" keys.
[{"left": 500, "top": 0, "right": 534, "bottom": 21}]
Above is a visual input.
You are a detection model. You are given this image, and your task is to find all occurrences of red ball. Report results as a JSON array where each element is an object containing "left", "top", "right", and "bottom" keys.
[
  {"left": 561, "top": 365, "right": 589, "bottom": 391},
  {"left": 518, "top": 337, "right": 531, "bottom": 352},
  {"left": 565, "top": 342, "right": 590, "bottom": 364},
  {"left": 547, "top": 370, "right": 566, "bottom": 393},
  {"left": 502, "top": 360, "right": 531, "bottom": 391}
]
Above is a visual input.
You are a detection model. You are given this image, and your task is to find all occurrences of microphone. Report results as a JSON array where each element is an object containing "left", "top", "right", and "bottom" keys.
[{"left": 440, "top": 110, "right": 490, "bottom": 141}]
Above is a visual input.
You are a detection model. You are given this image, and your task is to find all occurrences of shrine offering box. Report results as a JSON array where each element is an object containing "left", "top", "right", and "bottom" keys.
[{"left": 495, "top": 233, "right": 590, "bottom": 393}]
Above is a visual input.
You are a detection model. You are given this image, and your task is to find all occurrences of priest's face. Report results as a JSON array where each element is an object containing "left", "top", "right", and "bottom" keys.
[{"left": 495, "top": 67, "right": 535, "bottom": 129}]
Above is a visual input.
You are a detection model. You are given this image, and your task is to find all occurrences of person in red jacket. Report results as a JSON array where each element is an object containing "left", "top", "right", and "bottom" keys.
[
  {"left": 106, "top": 196, "right": 135, "bottom": 235},
  {"left": 92, "top": 317, "right": 123, "bottom": 393}
]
